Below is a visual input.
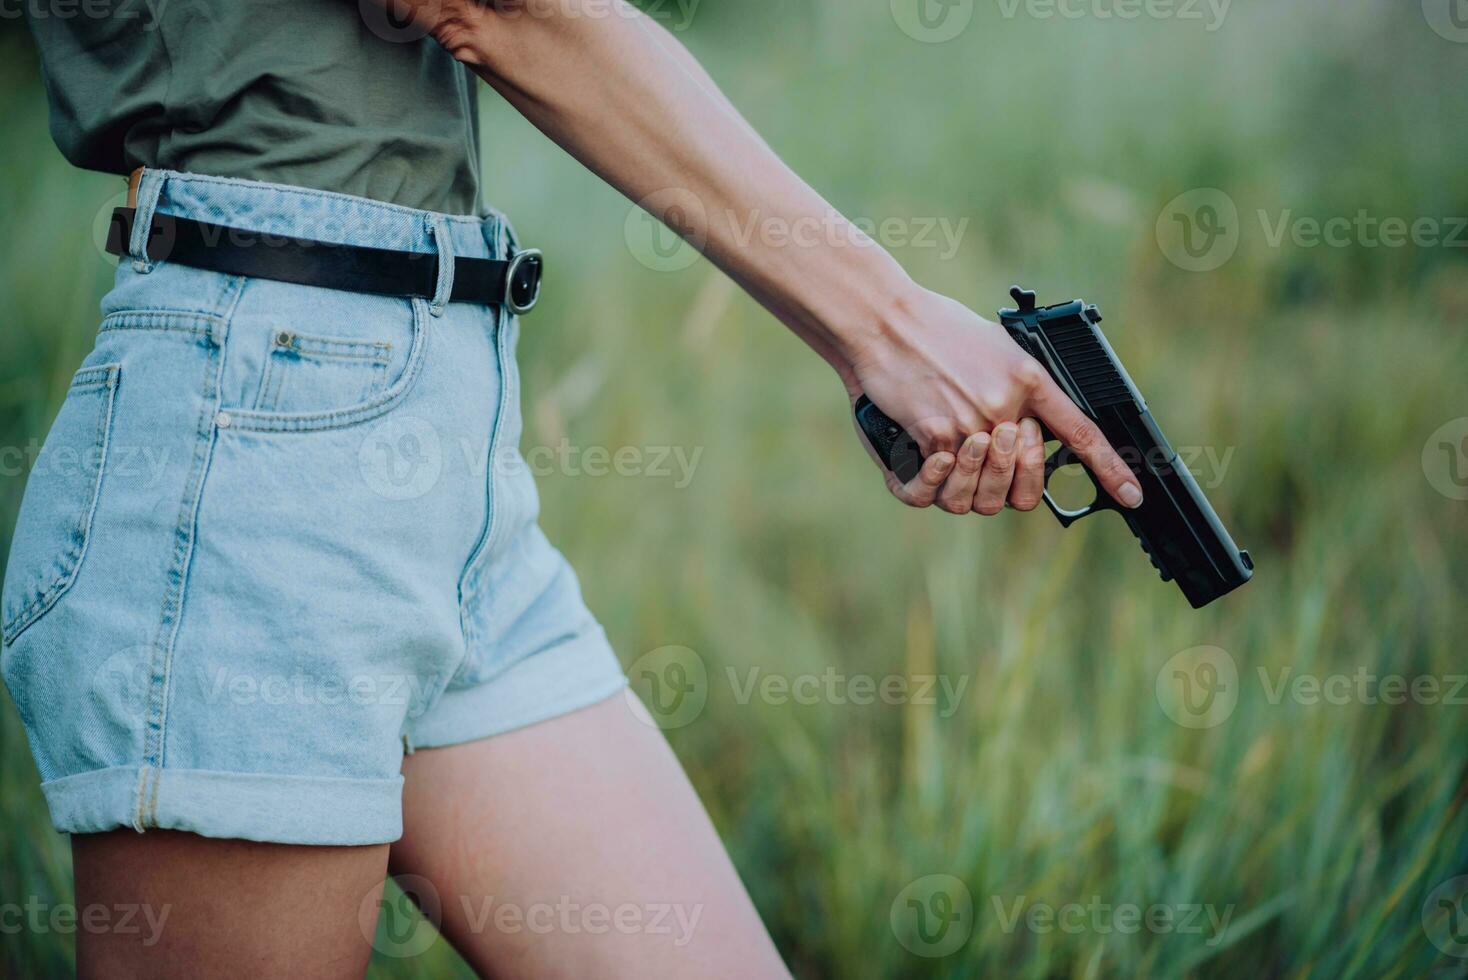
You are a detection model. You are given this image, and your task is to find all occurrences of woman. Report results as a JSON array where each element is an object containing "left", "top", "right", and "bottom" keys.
[{"left": 6, "top": 1, "right": 1142, "bottom": 976}]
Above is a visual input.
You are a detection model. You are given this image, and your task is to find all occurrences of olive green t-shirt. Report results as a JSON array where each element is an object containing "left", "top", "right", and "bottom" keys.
[{"left": 27, "top": 0, "right": 481, "bottom": 215}]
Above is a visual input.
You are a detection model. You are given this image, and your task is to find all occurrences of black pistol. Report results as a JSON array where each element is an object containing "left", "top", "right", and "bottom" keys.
[{"left": 854, "top": 286, "right": 1253, "bottom": 608}]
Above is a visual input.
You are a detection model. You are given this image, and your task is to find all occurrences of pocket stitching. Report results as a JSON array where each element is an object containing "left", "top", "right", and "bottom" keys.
[
  {"left": 2, "top": 363, "right": 121, "bottom": 645},
  {"left": 224, "top": 299, "right": 430, "bottom": 433},
  {"left": 253, "top": 347, "right": 390, "bottom": 413},
  {"left": 277, "top": 333, "right": 392, "bottom": 363}
]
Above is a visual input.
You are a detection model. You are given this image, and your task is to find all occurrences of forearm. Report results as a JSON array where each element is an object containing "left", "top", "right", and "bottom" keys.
[{"left": 417, "top": 0, "right": 916, "bottom": 380}]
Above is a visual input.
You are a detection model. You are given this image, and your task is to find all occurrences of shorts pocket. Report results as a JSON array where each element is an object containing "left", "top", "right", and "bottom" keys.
[
  {"left": 224, "top": 298, "right": 431, "bottom": 434},
  {"left": 253, "top": 330, "right": 392, "bottom": 414},
  {"left": 2, "top": 363, "right": 120, "bottom": 645}
]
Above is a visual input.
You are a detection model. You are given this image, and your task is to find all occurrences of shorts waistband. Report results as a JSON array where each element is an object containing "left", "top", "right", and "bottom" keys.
[{"left": 125, "top": 168, "right": 515, "bottom": 264}]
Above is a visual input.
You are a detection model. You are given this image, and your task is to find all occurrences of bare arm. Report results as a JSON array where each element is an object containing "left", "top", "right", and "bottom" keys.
[{"left": 390, "top": 0, "right": 1143, "bottom": 514}]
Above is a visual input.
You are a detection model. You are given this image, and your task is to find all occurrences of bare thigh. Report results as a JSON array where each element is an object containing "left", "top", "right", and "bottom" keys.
[
  {"left": 70, "top": 830, "right": 389, "bottom": 980},
  {"left": 391, "top": 692, "right": 790, "bottom": 980}
]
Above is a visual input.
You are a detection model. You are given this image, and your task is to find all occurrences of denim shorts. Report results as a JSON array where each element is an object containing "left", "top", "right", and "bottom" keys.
[{"left": 1, "top": 169, "right": 627, "bottom": 845}]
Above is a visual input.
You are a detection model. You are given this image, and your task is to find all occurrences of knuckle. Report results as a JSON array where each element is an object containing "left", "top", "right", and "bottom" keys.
[
  {"left": 1010, "top": 494, "right": 1040, "bottom": 512},
  {"left": 975, "top": 394, "right": 1008, "bottom": 420},
  {"left": 975, "top": 500, "right": 1005, "bottom": 517},
  {"left": 913, "top": 419, "right": 959, "bottom": 455},
  {"left": 1068, "top": 423, "right": 1101, "bottom": 455},
  {"left": 1015, "top": 359, "right": 1048, "bottom": 391}
]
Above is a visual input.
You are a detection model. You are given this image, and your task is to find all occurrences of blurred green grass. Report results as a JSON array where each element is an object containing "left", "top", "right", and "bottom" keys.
[{"left": 3, "top": 1, "right": 1467, "bottom": 976}]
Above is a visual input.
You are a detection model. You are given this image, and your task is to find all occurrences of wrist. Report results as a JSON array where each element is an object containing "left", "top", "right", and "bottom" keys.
[
  {"left": 825, "top": 271, "right": 929, "bottom": 385},
  {"left": 800, "top": 246, "right": 927, "bottom": 382}
]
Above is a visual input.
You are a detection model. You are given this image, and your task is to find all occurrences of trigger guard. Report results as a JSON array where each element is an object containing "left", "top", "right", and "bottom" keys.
[{"left": 1041, "top": 446, "right": 1117, "bottom": 528}]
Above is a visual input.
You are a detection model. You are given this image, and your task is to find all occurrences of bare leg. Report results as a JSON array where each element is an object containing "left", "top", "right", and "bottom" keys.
[
  {"left": 392, "top": 693, "right": 790, "bottom": 979},
  {"left": 71, "top": 830, "right": 389, "bottom": 980}
]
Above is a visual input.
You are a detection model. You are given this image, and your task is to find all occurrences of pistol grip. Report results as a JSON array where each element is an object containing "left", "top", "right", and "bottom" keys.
[{"left": 854, "top": 396, "right": 923, "bottom": 483}]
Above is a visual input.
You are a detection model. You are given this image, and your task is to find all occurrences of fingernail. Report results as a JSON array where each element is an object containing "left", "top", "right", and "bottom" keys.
[
  {"left": 995, "top": 426, "right": 1017, "bottom": 452},
  {"left": 934, "top": 453, "right": 955, "bottom": 476},
  {"left": 1119, "top": 483, "right": 1143, "bottom": 508},
  {"left": 966, "top": 435, "right": 988, "bottom": 460}
]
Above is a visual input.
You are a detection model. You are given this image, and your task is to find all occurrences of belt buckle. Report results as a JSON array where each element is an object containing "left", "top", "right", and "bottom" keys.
[{"left": 504, "top": 248, "right": 543, "bottom": 315}]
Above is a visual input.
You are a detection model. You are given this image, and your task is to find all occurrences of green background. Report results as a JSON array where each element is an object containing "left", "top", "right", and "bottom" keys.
[{"left": 3, "top": 1, "right": 1467, "bottom": 976}]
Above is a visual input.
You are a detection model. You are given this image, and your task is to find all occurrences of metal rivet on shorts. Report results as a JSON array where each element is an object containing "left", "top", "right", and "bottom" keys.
[
  {"left": 274, "top": 330, "right": 294, "bottom": 348},
  {"left": 215, "top": 412, "right": 233, "bottom": 429}
]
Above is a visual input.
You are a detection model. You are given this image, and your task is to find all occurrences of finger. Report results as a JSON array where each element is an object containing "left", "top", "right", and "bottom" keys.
[
  {"left": 1008, "top": 418, "right": 1046, "bottom": 512},
  {"left": 972, "top": 421, "right": 1020, "bottom": 516},
  {"left": 885, "top": 451, "right": 956, "bottom": 508},
  {"left": 935, "top": 432, "right": 991, "bottom": 515},
  {"left": 909, "top": 417, "right": 964, "bottom": 458},
  {"left": 1028, "top": 377, "right": 1143, "bottom": 508}
]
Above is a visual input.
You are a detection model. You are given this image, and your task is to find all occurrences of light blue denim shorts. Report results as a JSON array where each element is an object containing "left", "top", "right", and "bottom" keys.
[{"left": 1, "top": 170, "right": 627, "bottom": 845}]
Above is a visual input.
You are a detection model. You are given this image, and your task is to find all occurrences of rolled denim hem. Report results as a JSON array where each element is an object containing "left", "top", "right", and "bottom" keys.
[
  {"left": 42, "top": 765, "right": 405, "bottom": 845},
  {"left": 407, "top": 629, "right": 628, "bottom": 751}
]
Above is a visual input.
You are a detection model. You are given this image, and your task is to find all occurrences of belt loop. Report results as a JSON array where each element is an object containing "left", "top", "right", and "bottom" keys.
[
  {"left": 428, "top": 216, "right": 454, "bottom": 317},
  {"left": 127, "top": 169, "right": 165, "bottom": 274}
]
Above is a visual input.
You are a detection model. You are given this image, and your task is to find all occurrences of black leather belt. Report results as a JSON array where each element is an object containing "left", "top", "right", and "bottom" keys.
[{"left": 105, "top": 207, "right": 544, "bottom": 314}]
